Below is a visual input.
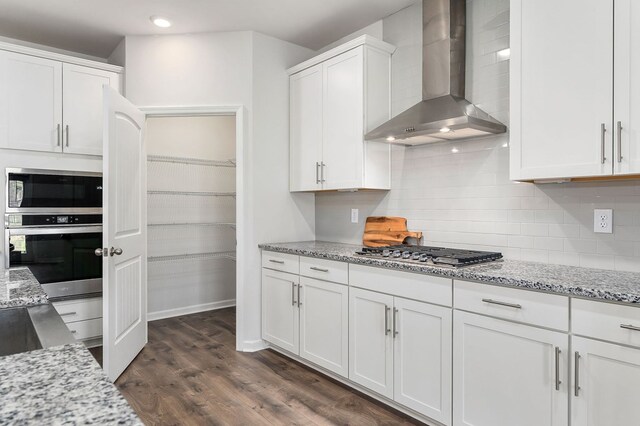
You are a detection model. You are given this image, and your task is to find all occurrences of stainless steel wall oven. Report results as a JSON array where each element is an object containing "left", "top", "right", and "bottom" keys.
[{"left": 5, "top": 169, "right": 103, "bottom": 300}]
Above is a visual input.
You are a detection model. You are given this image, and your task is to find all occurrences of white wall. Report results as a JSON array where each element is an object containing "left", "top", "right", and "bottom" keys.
[
  {"left": 123, "top": 31, "right": 315, "bottom": 349},
  {"left": 315, "top": 0, "right": 640, "bottom": 273}
]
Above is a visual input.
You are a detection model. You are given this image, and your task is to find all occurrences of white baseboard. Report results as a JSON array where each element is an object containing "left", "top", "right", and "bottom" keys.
[
  {"left": 239, "top": 339, "right": 267, "bottom": 352},
  {"left": 147, "top": 299, "right": 236, "bottom": 322}
]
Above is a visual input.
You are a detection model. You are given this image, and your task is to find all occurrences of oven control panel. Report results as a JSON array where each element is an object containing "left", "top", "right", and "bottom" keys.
[{"left": 5, "top": 214, "right": 103, "bottom": 228}]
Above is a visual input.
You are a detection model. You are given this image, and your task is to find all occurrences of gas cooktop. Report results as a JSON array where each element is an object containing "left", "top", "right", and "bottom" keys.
[{"left": 355, "top": 245, "right": 503, "bottom": 267}]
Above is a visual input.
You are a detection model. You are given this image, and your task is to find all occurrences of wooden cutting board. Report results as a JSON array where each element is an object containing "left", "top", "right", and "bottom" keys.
[{"left": 363, "top": 216, "right": 423, "bottom": 247}]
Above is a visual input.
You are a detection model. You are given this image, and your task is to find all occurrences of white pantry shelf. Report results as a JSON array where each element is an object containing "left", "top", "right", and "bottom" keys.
[
  {"left": 147, "top": 251, "right": 236, "bottom": 263},
  {"left": 147, "top": 190, "right": 236, "bottom": 197},
  {"left": 147, "top": 155, "right": 236, "bottom": 168}
]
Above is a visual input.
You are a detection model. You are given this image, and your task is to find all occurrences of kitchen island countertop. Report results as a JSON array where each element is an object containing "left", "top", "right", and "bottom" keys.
[
  {"left": 259, "top": 241, "right": 640, "bottom": 304},
  {"left": 0, "top": 343, "right": 141, "bottom": 425}
]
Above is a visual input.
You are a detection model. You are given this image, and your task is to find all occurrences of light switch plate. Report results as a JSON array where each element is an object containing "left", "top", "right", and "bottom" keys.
[
  {"left": 594, "top": 209, "right": 613, "bottom": 233},
  {"left": 351, "top": 209, "right": 359, "bottom": 224}
]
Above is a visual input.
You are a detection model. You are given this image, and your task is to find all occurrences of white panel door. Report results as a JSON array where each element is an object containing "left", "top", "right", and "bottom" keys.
[
  {"left": 349, "top": 287, "right": 394, "bottom": 398},
  {"left": 614, "top": 0, "right": 640, "bottom": 175},
  {"left": 63, "top": 64, "right": 120, "bottom": 156},
  {"left": 262, "top": 268, "right": 299, "bottom": 354},
  {"left": 103, "top": 86, "right": 147, "bottom": 382},
  {"left": 299, "top": 277, "right": 348, "bottom": 378},
  {"left": 510, "top": 0, "right": 614, "bottom": 180},
  {"left": 290, "top": 64, "right": 323, "bottom": 191},
  {"left": 572, "top": 336, "right": 640, "bottom": 426},
  {"left": 453, "top": 311, "right": 568, "bottom": 426},
  {"left": 0, "top": 50, "right": 62, "bottom": 152},
  {"left": 322, "top": 47, "right": 364, "bottom": 190},
  {"left": 394, "top": 298, "right": 452, "bottom": 425}
]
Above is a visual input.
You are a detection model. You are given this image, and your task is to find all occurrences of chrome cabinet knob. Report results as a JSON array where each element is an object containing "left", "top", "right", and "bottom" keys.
[{"left": 110, "top": 247, "right": 123, "bottom": 256}]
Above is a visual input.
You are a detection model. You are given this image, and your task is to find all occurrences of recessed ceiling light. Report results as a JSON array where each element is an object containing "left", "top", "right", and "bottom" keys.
[
  {"left": 440, "top": 127, "right": 451, "bottom": 133},
  {"left": 386, "top": 136, "right": 396, "bottom": 142},
  {"left": 150, "top": 16, "right": 172, "bottom": 28},
  {"left": 451, "top": 147, "right": 459, "bottom": 153}
]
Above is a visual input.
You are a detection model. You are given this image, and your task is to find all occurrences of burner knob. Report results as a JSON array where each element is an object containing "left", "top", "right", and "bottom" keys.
[
  {"left": 402, "top": 251, "right": 411, "bottom": 259},
  {"left": 382, "top": 250, "right": 391, "bottom": 257},
  {"left": 411, "top": 252, "right": 421, "bottom": 260},
  {"left": 392, "top": 250, "right": 402, "bottom": 258},
  {"left": 419, "top": 254, "right": 430, "bottom": 262}
]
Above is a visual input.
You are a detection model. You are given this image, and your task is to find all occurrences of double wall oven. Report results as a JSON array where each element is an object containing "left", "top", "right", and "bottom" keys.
[{"left": 5, "top": 168, "right": 103, "bottom": 300}]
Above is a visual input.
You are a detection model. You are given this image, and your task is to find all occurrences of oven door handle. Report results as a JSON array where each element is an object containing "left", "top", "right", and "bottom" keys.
[{"left": 8, "top": 226, "right": 103, "bottom": 235}]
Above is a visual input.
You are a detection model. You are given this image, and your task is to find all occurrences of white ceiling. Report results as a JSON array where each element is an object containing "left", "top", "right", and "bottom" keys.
[{"left": 0, "top": 0, "right": 417, "bottom": 58}]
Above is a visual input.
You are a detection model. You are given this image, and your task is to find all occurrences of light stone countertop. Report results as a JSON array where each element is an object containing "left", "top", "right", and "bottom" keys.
[
  {"left": 259, "top": 241, "right": 640, "bottom": 304},
  {"left": 0, "top": 268, "right": 49, "bottom": 309}
]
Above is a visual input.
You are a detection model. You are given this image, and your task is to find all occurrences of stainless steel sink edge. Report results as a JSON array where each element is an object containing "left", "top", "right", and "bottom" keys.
[{"left": 27, "top": 304, "right": 76, "bottom": 349}]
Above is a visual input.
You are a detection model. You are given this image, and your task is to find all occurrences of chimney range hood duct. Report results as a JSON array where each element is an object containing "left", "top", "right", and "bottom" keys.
[{"left": 365, "top": 0, "right": 507, "bottom": 146}]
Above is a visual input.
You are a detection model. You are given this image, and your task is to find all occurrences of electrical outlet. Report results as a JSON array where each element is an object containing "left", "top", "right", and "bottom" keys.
[
  {"left": 351, "top": 209, "right": 359, "bottom": 224},
  {"left": 593, "top": 209, "right": 613, "bottom": 234}
]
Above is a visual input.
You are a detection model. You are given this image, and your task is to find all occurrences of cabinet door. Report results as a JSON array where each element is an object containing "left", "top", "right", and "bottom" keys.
[
  {"left": 510, "top": 0, "right": 614, "bottom": 180},
  {"left": 394, "top": 298, "right": 452, "bottom": 425},
  {"left": 453, "top": 311, "right": 568, "bottom": 426},
  {"left": 262, "top": 268, "right": 299, "bottom": 354},
  {"left": 299, "top": 277, "right": 348, "bottom": 377},
  {"left": 349, "top": 287, "right": 393, "bottom": 398},
  {"left": 572, "top": 336, "right": 640, "bottom": 426},
  {"left": 290, "top": 64, "right": 323, "bottom": 191},
  {"left": 0, "top": 50, "right": 62, "bottom": 152},
  {"left": 322, "top": 47, "right": 364, "bottom": 190},
  {"left": 63, "top": 64, "right": 120, "bottom": 156},
  {"left": 614, "top": 0, "right": 640, "bottom": 174}
]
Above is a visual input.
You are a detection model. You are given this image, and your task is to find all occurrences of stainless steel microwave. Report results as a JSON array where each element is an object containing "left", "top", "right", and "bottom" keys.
[{"left": 6, "top": 168, "right": 102, "bottom": 214}]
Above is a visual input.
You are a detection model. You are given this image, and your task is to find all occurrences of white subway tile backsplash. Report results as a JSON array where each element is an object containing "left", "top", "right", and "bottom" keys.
[{"left": 315, "top": 0, "right": 640, "bottom": 273}]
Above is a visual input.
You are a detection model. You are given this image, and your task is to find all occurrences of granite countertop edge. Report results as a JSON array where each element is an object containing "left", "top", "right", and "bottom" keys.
[{"left": 259, "top": 241, "right": 640, "bottom": 305}]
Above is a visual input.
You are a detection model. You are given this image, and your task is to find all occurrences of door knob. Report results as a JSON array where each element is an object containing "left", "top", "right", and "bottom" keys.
[
  {"left": 110, "top": 247, "right": 123, "bottom": 256},
  {"left": 94, "top": 248, "right": 107, "bottom": 257}
]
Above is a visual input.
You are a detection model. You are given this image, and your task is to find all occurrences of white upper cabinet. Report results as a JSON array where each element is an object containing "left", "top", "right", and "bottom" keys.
[
  {"left": 0, "top": 44, "right": 122, "bottom": 156},
  {"left": 510, "top": 0, "right": 615, "bottom": 181},
  {"left": 0, "top": 50, "right": 63, "bottom": 153},
  {"left": 63, "top": 64, "right": 121, "bottom": 156},
  {"left": 614, "top": 0, "right": 640, "bottom": 175},
  {"left": 288, "top": 36, "right": 395, "bottom": 192},
  {"left": 290, "top": 64, "right": 323, "bottom": 191}
]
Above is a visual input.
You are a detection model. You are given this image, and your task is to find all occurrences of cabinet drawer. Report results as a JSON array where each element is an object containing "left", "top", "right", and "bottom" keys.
[
  {"left": 262, "top": 251, "right": 299, "bottom": 274},
  {"left": 573, "top": 298, "right": 640, "bottom": 347},
  {"left": 300, "top": 256, "right": 348, "bottom": 284},
  {"left": 349, "top": 264, "right": 452, "bottom": 307},
  {"left": 454, "top": 280, "right": 569, "bottom": 331},
  {"left": 67, "top": 318, "right": 102, "bottom": 340},
  {"left": 53, "top": 297, "right": 103, "bottom": 323}
]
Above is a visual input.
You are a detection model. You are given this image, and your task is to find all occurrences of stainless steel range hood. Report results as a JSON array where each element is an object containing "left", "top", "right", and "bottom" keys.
[{"left": 365, "top": 0, "right": 507, "bottom": 146}]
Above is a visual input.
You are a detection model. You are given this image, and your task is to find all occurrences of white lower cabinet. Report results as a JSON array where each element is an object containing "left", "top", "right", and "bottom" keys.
[
  {"left": 262, "top": 267, "right": 349, "bottom": 378},
  {"left": 299, "top": 276, "right": 349, "bottom": 377},
  {"left": 349, "top": 287, "right": 452, "bottom": 423},
  {"left": 262, "top": 269, "right": 299, "bottom": 354},
  {"left": 572, "top": 336, "right": 640, "bottom": 426},
  {"left": 453, "top": 310, "right": 568, "bottom": 426}
]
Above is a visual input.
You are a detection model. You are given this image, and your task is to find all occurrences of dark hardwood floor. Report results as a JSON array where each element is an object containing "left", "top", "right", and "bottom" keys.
[{"left": 114, "top": 308, "right": 424, "bottom": 426}]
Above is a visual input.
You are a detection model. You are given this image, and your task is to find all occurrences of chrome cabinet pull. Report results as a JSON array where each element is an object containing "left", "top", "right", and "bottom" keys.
[
  {"left": 620, "top": 323, "right": 640, "bottom": 332},
  {"left": 481, "top": 298, "right": 522, "bottom": 309},
  {"left": 393, "top": 308, "right": 399, "bottom": 338},
  {"left": 384, "top": 305, "right": 390, "bottom": 335},
  {"left": 65, "top": 125, "right": 70, "bottom": 147},
  {"left": 291, "top": 283, "right": 296, "bottom": 306},
  {"left": 297, "top": 285, "right": 302, "bottom": 307},
  {"left": 574, "top": 351, "right": 581, "bottom": 397},
  {"left": 269, "top": 259, "right": 285, "bottom": 264},
  {"left": 315, "top": 162, "right": 321, "bottom": 184},
  {"left": 601, "top": 123, "right": 606, "bottom": 164},
  {"left": 60, "top": 311, "right": 77, "bottom": 317},
  {"left": 310, "top": 266, "right": 329, "bottom": 272},
  {"left": 57, "top": 124, "right": 61, "bottom": 147},
  {"left": 320, "top": 162, "right": 326, "bottom": 183},
  {"left": 617, "top": 121, "right": 623, "bottom": 163},
  {"left": 555, "top": 347, "right": 562, "bottom": 391}
]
